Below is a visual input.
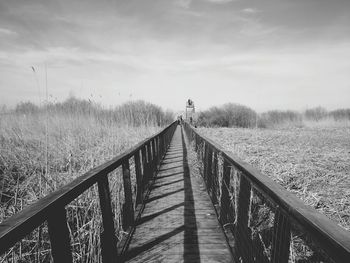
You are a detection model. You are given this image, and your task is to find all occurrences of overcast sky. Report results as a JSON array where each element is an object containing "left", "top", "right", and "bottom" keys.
[{"left": 0, "top": 0, "right": 349, "bottom": 112}]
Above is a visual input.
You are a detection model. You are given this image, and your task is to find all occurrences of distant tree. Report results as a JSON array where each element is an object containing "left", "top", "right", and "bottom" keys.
[
  {"left": 258, "top": 110, "right": 302, "bottom": 128},
  {"left": 329, "top": 109, "right": 350, "bottom": 120},
  {"left": 304, "top": 107, "right": 327, "bottom": 121},
  {"left": 197, "top": 103, "right": 257, "bottom": 128},
  {"left": 15, "top": 102, "right": 39, "bottom": 114},
  {"left": 223, "top": 103, "right": 257, "bottom": 128}
]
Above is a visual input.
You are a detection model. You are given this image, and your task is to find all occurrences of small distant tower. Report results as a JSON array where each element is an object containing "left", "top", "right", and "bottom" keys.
[{"left": 185, "top": 99, "right": 195, "bottom": 124}]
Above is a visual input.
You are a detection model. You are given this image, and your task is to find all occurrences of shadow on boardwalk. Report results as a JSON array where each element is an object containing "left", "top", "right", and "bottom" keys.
[{"left": 123, "top": 126, "right": 232, "bottom": 263}]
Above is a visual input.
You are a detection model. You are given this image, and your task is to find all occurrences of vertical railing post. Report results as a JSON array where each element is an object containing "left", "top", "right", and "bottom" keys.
[
  {"left": 212, "top": 151, "right": 219, "bottom": 204},
  {"left": 235, "top": 174, "right": 253, "bottom": 263},
  {"left": 122, "top": 159, "right": 134, "bottom": 230},
  {"left": 144, "top": 143, "right": 149, "bottom": 182},
  {"left": 200, "top": 139, "right": 205, "bottom": 162},
  {"left": 47, "top": 207, "right": 73, "bottom": 263},
  {"left": 164, "top": 132, "right": 167, "bottom": 153},
  {"left": 271, "top": 210, "right": 291, "bottom": 263},
  {"left": 203, "top": 143, "right": 209, "bottom": 183},
  {"left": 219, "top": 159, "right": 230, "bottom": 224},
  {"left": 207, "top": 146, "right": 213, "bottom": 197},
  {"left": 162, "top": 134, "right": 166, "bottom": 156},
  {"left": 147, "top": 141, "right": 153, "bottom": 180},
  {"left": 156, "top": 136, "right": 161, "bottom": 165},
  {"left": 141, "top": 146, "right": 147, "bottom": 186},
  {"left": 167, "top": 128, "right": 170, "bottom": 146},
  {"left": 97, "top": 176, "right": 118, "bottom": 263},
  {"left": 152, "top": 139, "right": 156, "bottom": 170},
  {"left": 161, "top": 134, "right": 164, "bottom": 158},
  {"left": 134, "top": 150, "right": 143, "bottom": 204},
  {"left": 158, "top": 136, "right": 161, "bottom": 162}
]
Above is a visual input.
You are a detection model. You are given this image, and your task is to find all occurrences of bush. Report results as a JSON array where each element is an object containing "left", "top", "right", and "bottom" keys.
[
  {"left": 197, "top": 103, "right": 257, "bottom": 128},
  {"left": 258, "top": 110, "right": 302, "bottom": 128},
  {"left": 15, "top": 102, "right": 39, "bottom": 114},
  {"left": 329, "top": 109, "right": 350, "bottom": 121},
  {"left": 304, "top": 107, "right": 327, "bottom": 121},
  {"left": 223, "top": 103, "right": 257, "bottom": 128}
]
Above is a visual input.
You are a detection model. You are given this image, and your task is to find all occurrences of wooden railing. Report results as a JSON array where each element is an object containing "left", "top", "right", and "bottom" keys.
[
  {"left": 183, "top": 122, "right": 350, "bottom": 263},
  {"left": 0, "top": 121, "right": 178, "bottom": 263}
]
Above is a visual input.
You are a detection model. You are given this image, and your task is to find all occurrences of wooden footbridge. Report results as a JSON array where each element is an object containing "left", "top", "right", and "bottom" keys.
[{"left": 1, "top": 122, "right": 350, "bottom": 262}]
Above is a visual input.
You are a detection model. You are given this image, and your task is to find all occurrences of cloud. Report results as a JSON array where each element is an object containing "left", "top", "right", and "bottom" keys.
[
  {"left": 1, "top": 0, "right": 350, "bottom": 110},
  {"left": 0, "top": 27, "right": 17, "bottom": 36},
  {"left": 241, "top": 8, "right": 259, "bottom": 14},
  {"left": 175, "top": 0, "right": 192, "bottom": 9},
  {"left": 204, "top": 0, "right": 233, "bottom": 4}
]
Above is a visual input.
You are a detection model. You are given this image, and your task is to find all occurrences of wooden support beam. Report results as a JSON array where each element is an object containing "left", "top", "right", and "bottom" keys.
[
  {"left": 134, "top": 150, "right": 143, "bottom": 204},
  {"left": 141, "top": 146, "right": 147, "bottom": 182},
  {"left": 152, "top": 139, "right": 157, "bottom": 170},
  {"left": 271, "top": 210, "right": 291, "bottom": 263},
  {"left": 147, "top": 142, "right": 153, "bottom": 180},
  {"left": 235, "top": 174, "right": 253, "bottom": 263},
  {"left": 212, "top": 151, "right": 219, "bottom": 204},
  {"left": 97, "top": 176, "right": 118, "bottom": 263},
  {"left": 219, "top": 159, "right": 231, "bottom": 224},
  {"left": 122, "top": 160, "right": 134, "bottom": 230},
  {"left": 203, "top": 143, "right": 209, "bottom": 184},
  {"left": 207, "top": 146, "right": 213, "bottom": 198},
  {"left": 47, "top": 207, "right": 73, "bottom": 263}
]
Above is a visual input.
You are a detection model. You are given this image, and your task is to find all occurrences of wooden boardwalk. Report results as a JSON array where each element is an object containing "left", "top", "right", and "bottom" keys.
[
  {"left": 123, "top": 126, "right": 233, "bottom": 262},
  {"left": 1, "top": 121, "right": 348, "bottom": 263}
]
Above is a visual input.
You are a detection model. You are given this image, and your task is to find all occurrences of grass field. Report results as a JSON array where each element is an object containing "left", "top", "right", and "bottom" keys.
[
  {"left": 0, "top": 111, "right": 161, "bottom": 262},
  {"left": 198, "top": 126, "right": 350, "bottom": 231}
]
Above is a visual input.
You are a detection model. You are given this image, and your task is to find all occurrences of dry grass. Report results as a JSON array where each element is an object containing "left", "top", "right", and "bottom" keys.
[
  {"left": 198, "top": 126, "right": 350, "bottom": 232},
  {"left": 0, "top": 112, "right": 160, "bottom": 262}
]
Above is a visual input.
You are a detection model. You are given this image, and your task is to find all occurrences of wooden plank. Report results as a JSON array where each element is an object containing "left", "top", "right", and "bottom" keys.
[
  {"left": 123, "top": 126, "right": 233, "bottom": 263},
  {"left": 183, "top": 122, "right": 350, "bottom": 262},
  {"left": 47, "top": 207, "right": 72, "bottom": 263},
  {"left": 147, "top": 142, "right": 153, "bottom": 179},
  {"left": 159, "top": 135, "right": 164, "bottom": 159},
  {"left": 235, "top": 174, "right": 253, "bottom": 262},
  {"left": 152, "top": 139, "right": 157, "bottom": 168},
  {"left": 207, "top": 146, "right": 213, "bottom": 198},
  {"left": 97, "top": 176, "right": 118, "bottom": 263},
  {"left": 271, "top": 210, "right": 291, "bottom": 263},
  {"left": 122, "top": 159, "right": 134, "bottom": 230},
  {"left": 219, "top": 159, "right": 231, "bottom": 224},
  {"left": 203, "top": 143, "right": 209, "bottom": 184},
  {"left": 212, "top": 151, "right": 219, "bottom": 204},
  {"left": 134, "top": 151, "right": 143, "bottom": 204},
  {"left": 156, "top": 137, "right": 161, "bottom": 164},
  {"left": 141, "top": 145, "right": 148, "bottom": 191}
]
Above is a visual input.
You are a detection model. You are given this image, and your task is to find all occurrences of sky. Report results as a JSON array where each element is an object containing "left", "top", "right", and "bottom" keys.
[{"left": 0, "top": 0, "right": 349, "bottom": 112}]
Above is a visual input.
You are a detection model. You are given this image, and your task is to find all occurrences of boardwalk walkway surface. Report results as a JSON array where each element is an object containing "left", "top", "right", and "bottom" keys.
[{"left": 123, "top": 126, "right": 233, "bottom": 262}]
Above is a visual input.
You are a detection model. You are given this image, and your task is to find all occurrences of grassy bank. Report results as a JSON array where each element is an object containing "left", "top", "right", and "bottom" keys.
[
  {"left": 199, "top": 126, "right": 350, "bottom": 232},
  {"left": 0, "top": 99, "right": 172, "bottom": 262}
]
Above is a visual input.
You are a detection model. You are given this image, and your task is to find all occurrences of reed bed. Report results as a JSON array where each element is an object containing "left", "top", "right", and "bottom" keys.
[
  {"left": 0, "top": 107, "right": 164, "bottom": 262},
  {"left": 199, "top": 126, "right": 350, "bottom": 232}
]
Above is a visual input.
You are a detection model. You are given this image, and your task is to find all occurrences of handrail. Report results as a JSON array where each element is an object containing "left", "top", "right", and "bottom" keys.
[
  {"left": 183, "top": 121, "right": 350, "bottom": 263},
  {"left": 0, "top": 121, "right": 178, "bottom": 262}
]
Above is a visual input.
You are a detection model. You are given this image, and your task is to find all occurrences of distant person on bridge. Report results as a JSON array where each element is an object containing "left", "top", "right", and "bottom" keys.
[{"left": 177, "top": 115, "right": 183, "bottom": 125}]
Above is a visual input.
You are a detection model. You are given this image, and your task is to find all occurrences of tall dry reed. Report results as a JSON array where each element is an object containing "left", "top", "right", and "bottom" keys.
[{"left": 0, "top": 99, "right": 172, "bottom": 262}]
